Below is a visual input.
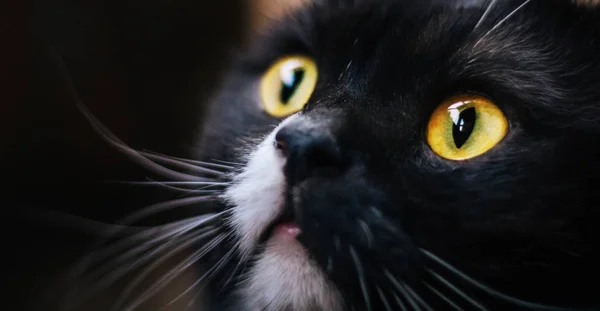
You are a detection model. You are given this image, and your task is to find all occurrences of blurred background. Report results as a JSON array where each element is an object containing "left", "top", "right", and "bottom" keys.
[{"left": 3, "top": 0, "right": 304, "bottom": 310}]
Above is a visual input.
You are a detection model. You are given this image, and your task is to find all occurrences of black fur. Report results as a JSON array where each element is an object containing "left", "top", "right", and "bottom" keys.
[{"left": 196, "top": 0, "right": 600, "bottom": 310}]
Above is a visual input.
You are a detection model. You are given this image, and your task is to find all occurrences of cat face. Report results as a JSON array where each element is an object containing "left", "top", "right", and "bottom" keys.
[{"left": 195, "top": 1, "right": 600, "bottom": 310}]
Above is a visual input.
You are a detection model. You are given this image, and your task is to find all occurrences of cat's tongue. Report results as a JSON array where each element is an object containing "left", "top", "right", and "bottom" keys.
[{"left": 272, "top": 222, "right": 301, "bottom": 238}]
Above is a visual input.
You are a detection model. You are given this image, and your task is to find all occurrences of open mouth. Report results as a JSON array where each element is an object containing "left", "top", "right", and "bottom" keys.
[{"left": 259, "top": 201, "right": 298, "bottom": 243}]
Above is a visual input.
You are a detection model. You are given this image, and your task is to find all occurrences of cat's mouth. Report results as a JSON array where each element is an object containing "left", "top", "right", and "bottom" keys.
[{"left": 259, "top": 200, "right": 298, "bottom": 243}]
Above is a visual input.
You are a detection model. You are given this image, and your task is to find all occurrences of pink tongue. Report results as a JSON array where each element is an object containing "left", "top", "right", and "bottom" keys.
[{"left": 273, "top": 222, "right": 301, "bottom": 238}]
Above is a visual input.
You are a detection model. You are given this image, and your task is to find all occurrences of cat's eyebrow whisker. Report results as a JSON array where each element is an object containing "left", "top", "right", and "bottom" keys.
[
  {"left": 115, "top": 233, "right": 229, "bottom": 311},
  {"left": 423, "top": 282, "right": 464, "bottom": 311},
  {"left": 349, "top": 246, "right": 372, "bottom": 311},
  {"left": 474, "top": 0, "right": 533, "bottom": 48},
  {"left": 425, "top": 268, "right": 487, "bottom": 311},
  {"left": 142, "top": 149, "right": 236, "bottom": 171},
  {"left": 474, "top": 0, "right": 499, "bottom": 30},
  {"left": 420, "top": 249, "right": 577, "bottom": 311},
  {"left": 385, "top": 270, "right": 422, "bottom": 311}
]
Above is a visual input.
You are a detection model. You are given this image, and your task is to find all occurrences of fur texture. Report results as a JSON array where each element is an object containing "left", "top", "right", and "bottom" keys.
[{"left": 193, "top": 0, "right": 600, "bottom": 310}]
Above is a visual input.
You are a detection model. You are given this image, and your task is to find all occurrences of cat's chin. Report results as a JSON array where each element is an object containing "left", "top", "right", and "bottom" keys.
[{"left": 239, "top": 223, "right": 343, "bottom": 311}]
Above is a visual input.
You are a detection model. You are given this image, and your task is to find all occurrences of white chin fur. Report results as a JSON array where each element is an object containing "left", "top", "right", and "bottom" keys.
[{"left": 222, "top": 114, "right": 343, "bottom": 311}]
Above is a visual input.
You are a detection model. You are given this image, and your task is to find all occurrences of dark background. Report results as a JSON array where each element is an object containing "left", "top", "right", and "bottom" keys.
[{"left": 4, "top": 0, "right": 252, "bottom": 309}]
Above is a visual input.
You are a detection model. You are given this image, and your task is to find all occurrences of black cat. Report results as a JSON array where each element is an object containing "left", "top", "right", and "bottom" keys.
[{"left": 73, "top": 0, "right": 600, "bottom": 310}]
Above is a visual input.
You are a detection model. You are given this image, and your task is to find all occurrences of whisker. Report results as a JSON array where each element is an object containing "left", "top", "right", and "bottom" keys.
[
  {"left": 349, "top": 246, "right": 372, "bottom": 311},
  {"left": 392, "top": 293, "right": 409, "bottom": 311},
  {"left": 93, "top": 227, "right": 220, "bottom": 297},
  {"left": 88, "top": 214, "right": 221, "bottom": 264},
  {"left": 384, "top": 270, "right": 421, "bottom": 311},
  {"left": 63, "top": 212, "right": 222, "bottom": 310},
  {"left": 142, "top": 149, "right": 236, "bottom": 171},
  {"left": 376, "top": 287, "right": 394, "bottom": 311},
  {"left": 425, "top": 268, "right": 487, "bottom": 311},
  {"left": 117, "top": 195, "right": 219, "bottom": 227},
  {"left": 420, "top": 249, "right": 577, "bottom": 311},
  {"left": 75, "top": 100, "right": 211, "bottom": 182},
  {"left": 108, "top": 180, "right": 228, "bottom": 186},
  {"left": 86, "top": 225, "right": 218, "bottom": 284},
  {"left": 423, "top": 282, "right": 464, "bottom": 311},
  {"left": 158, "top": 242, "right": 237, "bottom": 310},
  {"left": 25, "top": 207, "right": 149, "bottom": 236},
  {"left": 146, "top": 178, "right": 223, "bottom": 194},
  {"left": 358, "top": 220, "right": 373, "bottom": 248},
  {"left": 218, "top": 250, "right": 248, "bottom": 294},
  {"left": 139, "top": 150, "right": 225, "bottom": 176},
  {"left": 211, "top": 159, "right": 243, "bottom": 166},
  {"left": 474, "top": 0, "right": 533, "bottom": 47},
  {"left": 403, "top": 283, "right": 434, "bottom": 311},
  {"left": 474, "top": 0, "right": 499, "bottom": 30},
  {"left": 115, "top": 233, "right": 228, "bottom": 311},
  {"left": 48, "top": 47, "right": 219, "bottom": 185}
]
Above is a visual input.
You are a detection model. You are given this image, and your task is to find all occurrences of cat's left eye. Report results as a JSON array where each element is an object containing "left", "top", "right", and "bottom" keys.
[
  {"left": 427, "top": 94, "right": 508, "bottom": 161},
  {"left": 260, "top": 55, "right": 318, "bottom": 118}
]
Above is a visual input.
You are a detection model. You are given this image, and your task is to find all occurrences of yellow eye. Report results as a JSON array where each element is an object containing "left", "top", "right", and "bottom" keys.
[
  {"left": 426, "top": 94, "right": 508, "bottom": 161},
  {"left": 260, "top": 55, "right": 318, "bottom": 118}
]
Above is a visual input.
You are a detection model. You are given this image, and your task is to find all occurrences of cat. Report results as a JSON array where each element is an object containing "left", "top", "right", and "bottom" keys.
[{"left": 70, "top": 0, "right": 600, "bottom": 310}]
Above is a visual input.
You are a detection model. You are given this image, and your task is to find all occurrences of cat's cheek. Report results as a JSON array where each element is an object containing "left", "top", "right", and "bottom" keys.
[{"left": 222, "top": 115, "right": 298, "bottom": 258}]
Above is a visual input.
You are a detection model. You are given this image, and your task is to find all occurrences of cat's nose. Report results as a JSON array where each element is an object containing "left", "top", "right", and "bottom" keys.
[{"left": 275, "top": 122, "right": 342, "bottom": 184}]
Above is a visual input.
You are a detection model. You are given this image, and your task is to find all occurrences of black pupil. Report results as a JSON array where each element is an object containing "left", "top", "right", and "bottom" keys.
[
  {"left": 452, "top": 107, "right": 476, "bottom": 149},
  {"left": 280, "top": 68, "right": 305, "bottom": 104}
]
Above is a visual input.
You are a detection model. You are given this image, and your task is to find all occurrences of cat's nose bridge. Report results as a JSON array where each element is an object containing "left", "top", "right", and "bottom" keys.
[{"left": 275, "top": 115, "right": 343, "bottom": 185}]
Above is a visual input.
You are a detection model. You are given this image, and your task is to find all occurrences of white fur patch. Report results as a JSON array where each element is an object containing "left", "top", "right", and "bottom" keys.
[
  {"left": 240, "top": 237, "right": 343, "bottom": 311},
  {"left": 223, "top": 115, "right": 296, "bottom": 257},
  {"left": 222, "top": 114, "right": 343, "bottom": 311}
]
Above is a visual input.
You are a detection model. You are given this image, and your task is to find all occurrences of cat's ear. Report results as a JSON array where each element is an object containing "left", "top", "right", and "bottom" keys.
[
  {"left": 251, "top": 0, "right": 312, "bottom": 30},
  {"left": 572, "top": 0, "right": 600, "bottom": 8}
]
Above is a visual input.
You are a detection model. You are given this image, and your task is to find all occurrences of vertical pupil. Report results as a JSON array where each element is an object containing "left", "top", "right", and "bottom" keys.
[
  {"left": 280, "top": 68, "right": 305, "bottom": 104},
  {"left": 452, "top": 107, "right": 476, "bottom": 148}
]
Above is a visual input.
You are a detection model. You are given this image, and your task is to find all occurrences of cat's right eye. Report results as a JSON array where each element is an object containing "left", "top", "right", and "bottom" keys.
[{"left": 260, "top": 55, "right": 318, "bottom": 118}]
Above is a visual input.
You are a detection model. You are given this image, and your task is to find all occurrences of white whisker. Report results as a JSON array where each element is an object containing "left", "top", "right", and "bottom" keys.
[
  {"left": 139, "top": 150, "right": 225, "bottom": 176},
  {"left": 358, "top": 220, "right": 373, "bottom": 248},
  {"left": 376, "top": 287, "right": 394, "bottom": 311},
  {"left": 142, "top": 149, "right": 236, "bottom": 171},
  {"left": 420, "top": 249, "right": 576, "bottom": 311},
  {"left": 384, "top": 270, "right": 421, "bottom": 311},
  {"left": 392, "top": 293, "right": 409, "bottom": 311},
  {"left": 349, "top": 246, "right": 372, "bottom": 311},
  {"left": 86, "top": 224, "right": 218, "bottom": 283},
  {"left": 95, "top": 227, "right": 220, "bottom": 296},
  {"left": 116, "top": 232, "right": 228, "bottom": 311},
  {"left": 474, "top": 0, "right": 533, "bottom": 47},
  {"left": 158, "top": 242, "right": 237, "bottom": 310},
  {"left": 403, "top": 283, "right": 434, "bottom": 311},
  {"left": 425, "top": 268, "right": 487, "bottom": 310},
  {"left": 423, "top": 282, "right": 464, "bottom": 311},
  {"left": 474, "top": 0, "right": 499, "bottom": 30}
]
